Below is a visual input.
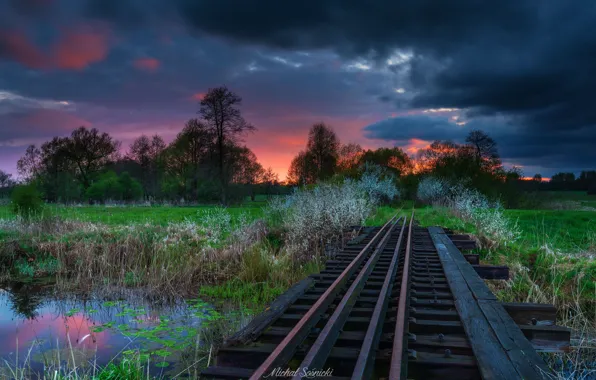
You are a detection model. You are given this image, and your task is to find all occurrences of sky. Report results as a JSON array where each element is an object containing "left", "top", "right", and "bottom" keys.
[{"left": 1, "top": 0, "right": 595, "bottom": 180}]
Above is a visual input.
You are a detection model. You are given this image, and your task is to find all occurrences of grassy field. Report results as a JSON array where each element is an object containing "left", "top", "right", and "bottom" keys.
[{"left": 0, "top": 203, "right": 266, "bottom": 225}]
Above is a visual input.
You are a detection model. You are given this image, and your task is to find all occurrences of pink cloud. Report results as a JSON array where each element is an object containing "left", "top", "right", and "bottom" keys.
[
  {"left": 53, "top": 26, "right": 110, "bottom": 70},
  {"left": 0, "top": 30, "right": 47, "bottom": 69},
  {"left": 133, "top": 57, "right": 160, "bottom": 72}
]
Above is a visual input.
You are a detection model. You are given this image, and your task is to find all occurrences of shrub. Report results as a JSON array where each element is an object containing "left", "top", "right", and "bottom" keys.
[
  {"left": 10, "top": 184, "right": 43, "bottom": 219},
  {"left": 354, "top": 163, "right": 400, "bottom": 205},
  {"left": 86, "top": 171, "right": 143, "bottom": 203},
  {"left": 267, "top": 181, "right": 374, "bottom": 258},
  {"left": 416, "top": 177, "right": 520, "bottom": 247}
]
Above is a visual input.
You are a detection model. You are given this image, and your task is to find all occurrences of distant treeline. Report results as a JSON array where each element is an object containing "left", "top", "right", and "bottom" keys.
[
  {"left": 0, "top": 86, "right": 594, "bottom": 205},
  {"left": 8, "top": 86, "right": 287, "bottom": 205}
]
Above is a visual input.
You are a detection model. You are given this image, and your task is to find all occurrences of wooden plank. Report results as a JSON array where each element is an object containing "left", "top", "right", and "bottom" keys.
[
  {"left": 502, "top": 303, "right": 557, "bottom": 326},
  {"left": 224, "top": 277, "right": 314, "bottom": 346},
  {"left": 464, "top": 254, "right": 479, "bottom": 265},
  {"left": 520, "top": 325, "right": 571, "bottom": 352},
  {"left": 429, "top": 227, "right": 550, "bottom": 379},
  {"left": 428, "top": 227, "right": 496, "bottom": 301},
  {"left": 478, "top": 300, "right": 550, "bottom": 378},
  {"left": 429, "top": 229, "right": 522, "bottom": 379},
  {"left": 473, "top": 265, "right": 509, "bottom": 280}
]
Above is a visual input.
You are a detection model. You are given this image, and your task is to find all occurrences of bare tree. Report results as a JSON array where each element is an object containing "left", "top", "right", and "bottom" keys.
[
  {"left": 465, "top": 130, "right": 499, "bottom": 164},
  {"left": 17, "top": 145, "right": 42, "bottom": 181},
  {"left": 198, "top": 86, "right": 256, "bottom": 204}
]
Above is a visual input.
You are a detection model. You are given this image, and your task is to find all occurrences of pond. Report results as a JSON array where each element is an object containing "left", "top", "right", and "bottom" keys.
[{"left": 0, "top": 280, "right": 250, "bottom": 378}]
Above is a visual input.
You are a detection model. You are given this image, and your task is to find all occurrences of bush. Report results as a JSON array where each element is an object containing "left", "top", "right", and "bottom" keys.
[
  {"left": 86, "top": 171, "right": 143, "bottom": 203},
  {"left": 10, "top": 184, "right": 43, "bottom": 219},
  {"left": 267, "top": 181, "right": 374, "bottom": 258},
  {"left": 416, "top": 177, "right": 519, "bottom": 247},
  {"left": 354, "top": 163, "right": 400, "bottom": 205}
]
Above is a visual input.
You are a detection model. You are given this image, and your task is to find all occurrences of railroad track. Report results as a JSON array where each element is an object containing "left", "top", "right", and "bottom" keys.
[{"left": 202, "top": 213, "right": 570, "bottom": 380}]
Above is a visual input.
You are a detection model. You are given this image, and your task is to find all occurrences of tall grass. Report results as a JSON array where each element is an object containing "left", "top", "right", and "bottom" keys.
[{"left": 0, "top": 209, "right": 271, "bottom": 296}]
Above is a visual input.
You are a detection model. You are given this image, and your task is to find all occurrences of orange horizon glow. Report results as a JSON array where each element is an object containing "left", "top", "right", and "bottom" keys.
[{"left": 522, "top": 176, "right": 550, "bottom": 182}]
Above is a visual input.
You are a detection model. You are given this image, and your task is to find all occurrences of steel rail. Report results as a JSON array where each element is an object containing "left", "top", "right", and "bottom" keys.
[
  {"left": 248, "top": 214, "right": 399, "bottom": 380},
  {"left": 389, "top": 210, "right": 415, "bottom": 380},
  {"left": 293, "top": 216, "right": 405, "bottom": 378},
  {"left": 351, "top": 215, "right": 408, "bottom": 380}
]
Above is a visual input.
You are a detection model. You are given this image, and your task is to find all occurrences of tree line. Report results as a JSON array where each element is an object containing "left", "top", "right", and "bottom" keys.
[
  {"left": 1, "top": 87, "right": 595, "bottom": 204},
  {"left": 285, "top": 123, "right": 596, "bottom": 205},
  {"left": 10, "top": 86, "right": 281, "bottom": 204}
]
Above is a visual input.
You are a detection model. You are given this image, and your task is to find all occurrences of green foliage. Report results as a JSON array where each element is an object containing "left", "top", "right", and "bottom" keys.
[
  {"left": 97, "top": 357, "right": 144, "bottom": 380},
  {"left": 10, "top": 184, "right": 43, "bottom": 219},
  {"left": 199, "top": 279, "right": 286, "bottom": 306},
  {"left": 119, "top": 172, "right": 144, "bottom": 201},
  {"left": 86, "top": 171, "right": 143, "bottom": 202}
]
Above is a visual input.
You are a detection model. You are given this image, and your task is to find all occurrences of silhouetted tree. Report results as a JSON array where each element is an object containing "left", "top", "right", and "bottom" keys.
[
  {"left": 306, "top": 123, "right": 339, "bottom": 181},
  {"left": 198, "top": 86, "right": 256, "bottom": 204},
  {"left": 261, "top": 167, "right": 279, "bottom": 198},
  {"left": 360, "top": 147, "right": 412, "bottom": 176},
  {"left": 287, "top": 150, "right": 312, "bottom": 185},
  {"left": 128, "top": 134, "right": 166, "bottom": 199},
  {"left": 0, "top": 170, "right": 13, "bottom": 188},
  {"left": 337, "top": 143, "right": 364, "bottom": 174},
  {"left": 65, "top": 127, "right": 120, "bottom": 190},
  {"left": 465, "top": 130, "right": 499, "bottom": 164},
  {"left": 163, "top": 119, "right": 214, "bottom": 199}
]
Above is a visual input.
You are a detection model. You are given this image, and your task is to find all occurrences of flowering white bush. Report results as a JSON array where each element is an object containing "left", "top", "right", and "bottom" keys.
[
  {"left": 354, "top": 164, "right": 400, "bottom": 205},
  {"left": 268, "top": 181, "right": 375, "bottom": 258},
  {"left": 416, "top": 176, "right": 520, "bottom": 247},
  {"left": 417, "top": 176, "right": 448, "bottom": 204}
]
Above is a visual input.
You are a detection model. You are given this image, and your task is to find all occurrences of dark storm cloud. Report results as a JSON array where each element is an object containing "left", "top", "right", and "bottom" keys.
[
  {"left": 364, "top": 114, "right": 596, "bottom": 176},
  {"left": 1, "top": 0, "right": 595, "bottom": 175}
]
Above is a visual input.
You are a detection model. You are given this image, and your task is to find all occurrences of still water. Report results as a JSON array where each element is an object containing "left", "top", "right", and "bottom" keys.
[{"left": 0, "top": 280, "right": 249, "bottom": 378}]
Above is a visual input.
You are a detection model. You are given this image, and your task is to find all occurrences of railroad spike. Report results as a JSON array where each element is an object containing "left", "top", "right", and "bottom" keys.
[
  {"left": 444, "top": 349, "right": 452, "bottom": 358},
  {"left": 438, "top": 333, "right": 445, "bottom": 342}
]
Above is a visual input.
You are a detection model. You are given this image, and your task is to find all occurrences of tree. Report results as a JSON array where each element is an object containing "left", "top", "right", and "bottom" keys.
[
  {"left": 17, "top": 145, "right": 41, "bottom": 181},
  {"left": 465, "top": 130, "right": 501, "bottom": 171},
  {"left": 163, "top": 119, "right": 214, "bottom": 200},
  {"left": 261, "top": 167, "right": 279, "bottom": 198},
  {"left": 0, "top": 170, "right": 14, "bottom": 188},
  {"left": 337, "top": 143, "right": 363, "bottom": 174},
  {"left": 360, "top": 147, "right": 411, "bottom": 176},
  {"left": 287, "top": 123, "right": 340, "bottom": 185},
  {"left": 287, "top": 150, "right": 314, "bottom": 185},
  {"left": 532, "top": 173, "right": 542, "bottom": 182},
  {"left": 306, "top": 123, "right": 339, "bottom": 181},
  {"left": 198, "top": 86, "right": 256, "bottom": 204},
  {"left": 128, "top": 134, "right": 166, "bottom": 198},
  {"left": 65, "top": 127, "right": 120, "bottom": 190}
]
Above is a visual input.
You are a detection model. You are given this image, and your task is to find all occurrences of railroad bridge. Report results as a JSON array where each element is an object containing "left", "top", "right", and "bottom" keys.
[{"left": 202, "top": 214, "right": 570, "bottom": 379}]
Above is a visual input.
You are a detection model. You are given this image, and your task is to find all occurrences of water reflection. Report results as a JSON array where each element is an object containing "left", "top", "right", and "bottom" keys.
[{"left": 0, "top": 279, "right": 251, "bottom": 377}]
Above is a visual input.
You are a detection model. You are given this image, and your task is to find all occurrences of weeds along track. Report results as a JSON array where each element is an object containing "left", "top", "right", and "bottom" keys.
[{"left": 202, "top": 213, "right": 571, "bottom": 380}]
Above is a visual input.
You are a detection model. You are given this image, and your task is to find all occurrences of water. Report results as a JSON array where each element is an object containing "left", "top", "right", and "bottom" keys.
[{"left": 0, "top": 280, "right": 249, "bottom": 378}]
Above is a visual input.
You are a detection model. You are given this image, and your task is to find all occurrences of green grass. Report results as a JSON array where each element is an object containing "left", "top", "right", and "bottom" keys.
[
  {"left": 370, "top": 204, "right": 596, "bottom": 253},
  {"left": 199, "top": 279, "right": 287, "bottom": 308},
  {"left": 537, "top": 190, "right": 596, "bottom": 208},
  {"left": 0, "top": 203, "right": 265, "bottom": 226}
]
